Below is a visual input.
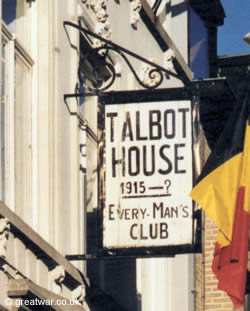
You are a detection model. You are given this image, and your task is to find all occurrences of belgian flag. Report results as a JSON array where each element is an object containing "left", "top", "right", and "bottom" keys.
[{"left": 190, "top": 93, "right": 250, "bottom": 308}]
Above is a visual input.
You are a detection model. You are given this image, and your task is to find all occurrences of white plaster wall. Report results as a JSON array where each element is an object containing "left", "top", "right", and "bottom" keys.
[
  {"left": 33, "top": 0, "right": 85, "bottom": 265},
  {"left": 171, "top": 0, "right": 189, "bottom": 62},
  {"left": 137, "top": 255, "right": 194, "bottom": 311},
  {"left": 80, "top": 0, "right": 184, "bottom": 91},
  {"left": 0, "top": 0, "right": 87, "bottom": 306}
]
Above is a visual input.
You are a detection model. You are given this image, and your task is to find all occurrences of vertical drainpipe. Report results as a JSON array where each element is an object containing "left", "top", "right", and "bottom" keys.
[
  {"left": 79, "top": 118, "right": 88, "bottom": 275},
  {"left": 192, "top": 88, "right": 206, "bottom": 311}
]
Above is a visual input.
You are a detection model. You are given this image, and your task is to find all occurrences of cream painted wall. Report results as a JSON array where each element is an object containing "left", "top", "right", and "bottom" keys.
[
  {"left": 0, "top": 0, "right": 87, "bottom": 304},
  {"left": 80, "top": 0, "right": 184, "bottom": 91},
  {"left": 171, "top": 0, "right": 189, "bottom": 62},
  {"left": 33, "top": 0, "right": 86, "bottom": 267}
]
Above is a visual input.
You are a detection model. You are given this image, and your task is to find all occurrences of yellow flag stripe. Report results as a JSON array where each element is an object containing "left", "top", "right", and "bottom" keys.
[{"left": 190, "top": 152, "right": 243, "bottom": 247}]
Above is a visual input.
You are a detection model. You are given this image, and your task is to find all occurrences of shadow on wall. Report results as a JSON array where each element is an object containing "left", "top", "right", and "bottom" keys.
[{"left": 86, "top": 209, "right": 141, "bottom": 311}]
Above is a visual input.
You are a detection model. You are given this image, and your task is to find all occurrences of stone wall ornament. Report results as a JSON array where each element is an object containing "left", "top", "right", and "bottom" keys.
[
  {"left": 50, "top": 265, "right": 65, "bottom": 294},
  {"left": 164, "top": 48, "right": 176, "bottom": 73},
  {"left": 94, "top": 21, "right": 112, "bottom": 48},
  {"left": 130, "top": 0, "right": 142, "bottom": 29},
  {"left": 72, "top": 285, "right": 91, "bottom": 310},
  {"left": 81, "top": 0, "right": 106, "bottom": 8},
  {"left": 91, "top": 0, "right": 109, "bottom": 22},
  {"left": 82, "top": 0, "right": 112, "bottom": 47},
  {"left": 0, "top": 217, "right": 10, "bottom": 259},
  {"left": 140, "top": 58, "right": 162, "bottom": 88}
]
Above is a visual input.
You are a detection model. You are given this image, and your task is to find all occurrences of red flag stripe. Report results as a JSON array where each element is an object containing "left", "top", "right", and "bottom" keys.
[{"left": 212, "top": 187, "right": 249, "bottom": 308}]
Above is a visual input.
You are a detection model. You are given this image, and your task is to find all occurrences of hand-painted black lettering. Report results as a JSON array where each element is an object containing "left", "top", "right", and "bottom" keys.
[
  {"left": 122, "top": 112, "right": 134, "bottom": 141},
  {"left": 149, "top": 110, "right": 162, "bottom": 140},
  {"left": 182, "top": 206, "right": 189, "bottom": 217},
  {"left": 108, "top": 204, "right": 115, "bottom": 220},
  {"left": 143, "top": 145, "right": 155, "bottom": 176},
  {"left": 130, "top": 224, "right": 138, "bottom": 240},
  {"left": 174, "top": 144, "right": 186, "bottom": 173},
  {"left": 158, "top": 145, "right": 172, "bottom": 174},
  {"left": 153, "top": 202, "right": 164, "bottom": 218},
  {"left": 140, "top": 224, "right": 148, "bottom": 240},
  {"left": 164, "top": 109, "right": 175, "bottom": 139},
  {"left": 136, "top": 111, "right": 148, "bottom": 140},
  {"left": 128, "top": 146, "right": 140, "bottom": 176},
  {"left": 149, "top": 224, "right": 158, "bottom": 239},
  {"left": 112, "top": 147, "right": 125, "bottom": 177},
  {"left": 178, "top": 108, "right": 189, "bottom": 138},
  {"left": 106, "top": 112, "right": 118, "bottom": 142},
  {"left": 160, "top": 223, "right": 168, "bottom": 238}
]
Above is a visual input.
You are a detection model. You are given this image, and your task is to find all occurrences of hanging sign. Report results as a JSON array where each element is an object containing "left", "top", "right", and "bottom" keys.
[{"left": 100, "top": 96, "right": 195, "bottom": 252}]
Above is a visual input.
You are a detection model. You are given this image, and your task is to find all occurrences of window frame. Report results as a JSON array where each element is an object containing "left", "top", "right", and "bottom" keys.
[{"left": 1, "top": 22, "right": 34, "bottom": 222}]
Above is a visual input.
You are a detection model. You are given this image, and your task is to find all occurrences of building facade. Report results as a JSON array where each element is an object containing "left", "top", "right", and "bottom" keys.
[{"left": 0, "top": 1, "right": 244, "bottom": 311}]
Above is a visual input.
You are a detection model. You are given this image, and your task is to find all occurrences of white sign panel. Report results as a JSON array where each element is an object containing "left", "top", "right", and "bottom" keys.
[{"left": 103, "top": 101, "right": 193, "bottom": 248}]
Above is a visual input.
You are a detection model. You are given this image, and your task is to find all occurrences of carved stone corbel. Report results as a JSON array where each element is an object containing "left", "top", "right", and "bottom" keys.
[
  {"left": 93, "top": 1, "right": 109, "bottom": 22},
  {"left": 72, "top": 285, "right": 86, "bottom": 303},
  {"left": 81, "top": 0, "right": 108, "bottom": 18},
  {"left": 140, "top": 58, "right": 161, "bottom": 87},
  {"left": 82, "top": 0, "right": 112, "bottom": 47},
  {"left": 130, "top": 0, "right": 142, "bottom": 29},
  {"left": 72, "top": 285, "right": 91, "bottom": 310},
  {"left": 94, "top": 21, "right": 112, "bottom": 47},
  {"left": 50, "top": 265, "right": 65, "bottom": 294},
  {"left": 0, "top": 217, "right": 10, "bottom": 259},
  {"left": 164, "top": 48, "right": 176, "bottom": 73},
  {"left": 81, "top": 0, "right": 102, "bottom": 7}
]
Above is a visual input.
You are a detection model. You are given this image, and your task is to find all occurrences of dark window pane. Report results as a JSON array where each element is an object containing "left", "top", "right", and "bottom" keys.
[{"left": 2, "top": 0, "right": 17, "bottom": 30}]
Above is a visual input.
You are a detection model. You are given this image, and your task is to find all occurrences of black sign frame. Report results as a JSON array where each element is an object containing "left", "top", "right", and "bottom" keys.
[{"left": 94, "top": 87, "right": 202, "bottom": 259}]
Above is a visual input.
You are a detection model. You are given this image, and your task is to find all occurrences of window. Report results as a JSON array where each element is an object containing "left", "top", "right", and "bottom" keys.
[
  {"left": 14, "top": 47, "right": 33, "bottom": 223},
  {"left": 2, "top": 0, "right": 31, "bottom": 49},
  {"left": 1, "top": 0, "right": 34, "bottom": 224},
  {"left": 1, "top": 41, "right": 6, "bottom": 201}
]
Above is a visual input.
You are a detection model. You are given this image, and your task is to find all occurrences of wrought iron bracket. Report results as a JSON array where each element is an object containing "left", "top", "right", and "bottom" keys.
[{"left": 63, "top": 21, "right": 190, "bottom": 96}]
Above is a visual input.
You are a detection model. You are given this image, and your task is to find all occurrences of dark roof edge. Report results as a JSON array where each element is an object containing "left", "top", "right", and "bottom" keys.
[
  {"left": 217, "top": 54, "right": 250, "bottom": 67},
  {"left": 190, "top": 0, "right": 225, "bottom": 26}
]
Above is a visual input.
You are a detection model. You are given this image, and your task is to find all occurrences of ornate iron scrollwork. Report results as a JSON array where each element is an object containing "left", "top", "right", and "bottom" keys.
[{"left": 64, "top": 21, "right": 185, "bottom": 93}]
